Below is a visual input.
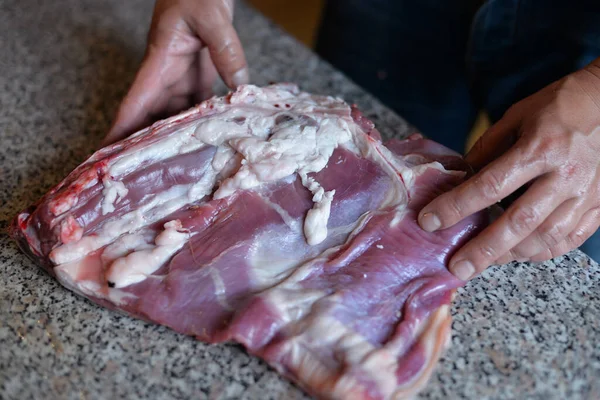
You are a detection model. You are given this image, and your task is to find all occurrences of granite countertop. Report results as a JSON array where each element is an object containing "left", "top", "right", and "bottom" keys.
[{"left": 1, "top": 1, "right": 599, "bottom": 399}]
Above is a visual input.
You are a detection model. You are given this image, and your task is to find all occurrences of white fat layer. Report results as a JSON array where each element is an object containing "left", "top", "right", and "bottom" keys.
[
  {"left": 101, "top": 178, "right": 129, "bottom": 215},
  {"left": 268, "top": 288, "right": 329, "bottom": 324},
  {"left": 51, "top": 85, "right": 464, "bottom": 291},
  {"left": 209, "top": 267, "right": 232, "bottom": 310},
  {"left": 265, "top": 296, "right": 451, "bottom": 400},
  {"left": 369, "top": 141, "right": 465, "bottom": 191},
  {"left": 56, "top": 86, "right": 358, "bottom": 268},
  {"left": 55, "top": 265, "right": 135, "bottom": 306},
  {"left": 247, "top": 217, "right": 363, "bottom": 290},
  {"left": 390, "top": 207, "right": 409, "bottom": 227},
  {"left": 50, "top": 170, "right": 217, "bottom": 265},
  {"left": 390, "top": 306, "right": 452, "bottom": 398},
  {"left": 353, "top": 135, "right": 409, "bottom": 209},
  {"left": 212, "top": 145, "right": 236, "bottom": 171},
  {"left": 249, "top": 211, "right": 373, "bottom": 292},
  {"left": 109, "top": 122, "right": 204, "bottom": 177},
  {"left": 304, "top": 188, "right": 334, "bottom": 246},
  {"left": 54, "top": 248, "right": 139, "bottom": 306},
  {"left": 214, "top": 118, "right": 351, "bottom": 197},
  {"left": 263, "top": 312, "right": 380, "bottom": 398},
  {"left": 407, "top": 161, "right": 466, "bottom": 182},
  {"left": 250, "top": 206, "right": 447, "bottom": 396},
  {"left": 101, "top": 231, "right": 155, "bottom": 262},
  {"left": 259, "top": 191, "right": 301, "bottom": 231},
  {"left": 106, "top": 220, "right": 188, "bottom": 288},
  {"left": 214, "top": 118, "right": 351, "bottom": 245}
]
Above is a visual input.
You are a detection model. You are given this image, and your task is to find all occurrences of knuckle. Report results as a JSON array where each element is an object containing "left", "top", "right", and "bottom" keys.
[
  {"left": 216, "top": 41, "right": 243, "bottom": 66},
  {"left": 478, "top": 169, "right": 505, "bottom": 200},
  {"left": 521, "top": 137, "right": 541, "bottom": 161},
  {"left": 549, "top": 244, "right": 565, "bottom": 259},
  {"left": 189, "top": 3, "right": 233, "bottom": 36},
  {"left": 507, "top": 205, "right": 540, "bottom": 235},
  {"left": 538, "top": 223, "right": 566, "bottom": 247},
  {"left": 494, "top": 254, "right": 508, "bottom": 264},
  {"left": 217, "top": 40, "right": 235, "bottom": 56},
  {"left": 569, "top": 227, "right": 589, "bottom": 248},
  {"left": 558, "top": 161, "right": 579, "bottom": 180},
  {"left": 537, "top": 249, "right": 553, "bottom": 261},
  {"left": 474, "top": 243, "right": 500, "bottom": 264},
  {"left": 153, "top": 7, "right": 185, "bottom": 39},
  {"left": 440, "top": 194, "right": 465, "bottom": 223},
  {"left": 538, "top": 136, "right": 564, "bottom": 167},
  {"left": 510, "top": 246, "right": 526, "bottom": 259},
  {"left": 519, "top": 136, "right": 547, "bottom": 167}
]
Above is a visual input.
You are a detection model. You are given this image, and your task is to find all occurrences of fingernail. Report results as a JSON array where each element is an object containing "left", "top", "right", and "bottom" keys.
[
  {"left": 419, "top": 212, "right": 441, "bottom": 232},
  {"left": 231, "top": 68, "right": 249, "bottom": 88},
  {"left": 450, "top": 260, "right": 475, "bottom": 281}
]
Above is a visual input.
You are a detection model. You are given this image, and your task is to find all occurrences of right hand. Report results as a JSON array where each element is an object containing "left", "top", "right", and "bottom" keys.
[{"left": 104, "top": 0, "right": 249, "bottom": 145}]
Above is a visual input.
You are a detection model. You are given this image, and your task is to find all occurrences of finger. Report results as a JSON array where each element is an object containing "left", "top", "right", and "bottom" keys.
[
  {"left": 163, "top": 49, "right": 217, "bottom": 104},
  {"left": 529, "top": 248, "right": 553, "bottom": 263},
  {"left": 418, "top": 140, "right": 546, "bottom": 233},
  {"left": 494, "top": 253, "right": 517, "bottom": 265},
  {"left": 104, "top": 5, "right": 201, "bottom": 145},
  {"left": 186, "top": 2, "right": 249, "bottom": 89},
  {"left": 465, "top": 106, "right": 521, "bottom": 171},
  {"left": 565, "top": 207, "right": 600, "bottom": 251},
  {"left": 509, "top": 197, "right": 582, "bottom": 259},
  {"left": 494, "top": 249, "right": 530, "bottom": 265},
  {"left": 529, "top": 207, "right": 600, "bottom": 262},
  {"left": 448, "top": 175, "right": 564, "bottom": 280},
  {"left": 104, "top": 48, "right": 167, "bottom": 145},
  {"left": 407, "top": 133, "right": 424, "bottom": 140},
  {"left": 196, "top": 48, "right": 218, "bottom": 103}
]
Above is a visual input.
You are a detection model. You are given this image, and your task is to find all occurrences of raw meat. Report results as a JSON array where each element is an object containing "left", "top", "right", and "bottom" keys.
[{"left": 11, "top": 84, "right": 486, "bottom": 399}]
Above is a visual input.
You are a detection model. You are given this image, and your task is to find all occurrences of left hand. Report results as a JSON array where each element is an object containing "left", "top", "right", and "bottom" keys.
[
  {"left": 104, "top": 0, "right": 248, "bottom": 145},
  {"left": 418, "top": 58, "right": 600, "bottom": 281}
]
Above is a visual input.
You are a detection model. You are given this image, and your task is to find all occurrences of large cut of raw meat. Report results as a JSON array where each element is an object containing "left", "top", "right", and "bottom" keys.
[{"left": 12, "top": 84, "right": 486, "bottom": 399}]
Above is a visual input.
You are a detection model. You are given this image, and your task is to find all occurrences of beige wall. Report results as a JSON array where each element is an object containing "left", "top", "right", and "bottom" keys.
[{"left": 246, "top": 0, "right": 324, "bottom": 47}]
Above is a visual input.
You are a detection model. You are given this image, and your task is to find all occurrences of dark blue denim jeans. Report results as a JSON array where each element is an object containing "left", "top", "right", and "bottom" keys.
[{"left": 316, "top": 0, "right": 600, "bottom": 260}]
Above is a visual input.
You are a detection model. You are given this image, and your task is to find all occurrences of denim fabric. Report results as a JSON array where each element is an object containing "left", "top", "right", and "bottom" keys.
[
  {"left": 315, "top": 0, "right": 600, "bottom": 260},
  {"left": 316, "top": 0, "right": 482, "bottom": 153},
  {"left": 468, "top": 0, "right": 600, "bottom": 122}
]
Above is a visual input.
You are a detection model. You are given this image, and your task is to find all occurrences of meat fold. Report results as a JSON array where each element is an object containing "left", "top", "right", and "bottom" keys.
[{"left": 11, "top": 83, "right": 486, "bottom": 400}]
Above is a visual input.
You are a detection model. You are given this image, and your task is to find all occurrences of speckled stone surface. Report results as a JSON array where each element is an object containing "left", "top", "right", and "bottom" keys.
[{"left": 1, "top": 1, "right": 599, "bottom": 399}]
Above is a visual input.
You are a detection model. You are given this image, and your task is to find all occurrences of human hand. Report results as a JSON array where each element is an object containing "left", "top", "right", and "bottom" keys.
[
  {"left": 418, "top": 58, "right": 600, "bottom": 280},
  {"left": 104, "top": 0, "right": 248, "bottom": 144}
]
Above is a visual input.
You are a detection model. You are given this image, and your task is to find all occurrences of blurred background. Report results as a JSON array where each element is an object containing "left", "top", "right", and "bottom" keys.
[
  {"left": 246, "top": 0, "right": 487, "bottom": 150},
  {"left": 246, "top": 0, "right": 324, "bottom": 47}
]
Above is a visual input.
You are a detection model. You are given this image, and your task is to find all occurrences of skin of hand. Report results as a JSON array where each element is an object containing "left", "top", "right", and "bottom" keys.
[
  {"left": 103, "top": 0, "right": 248, "bottom": 145},
  {"left": 418, "top": 58, "right": 600, "bottom": 281}
]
